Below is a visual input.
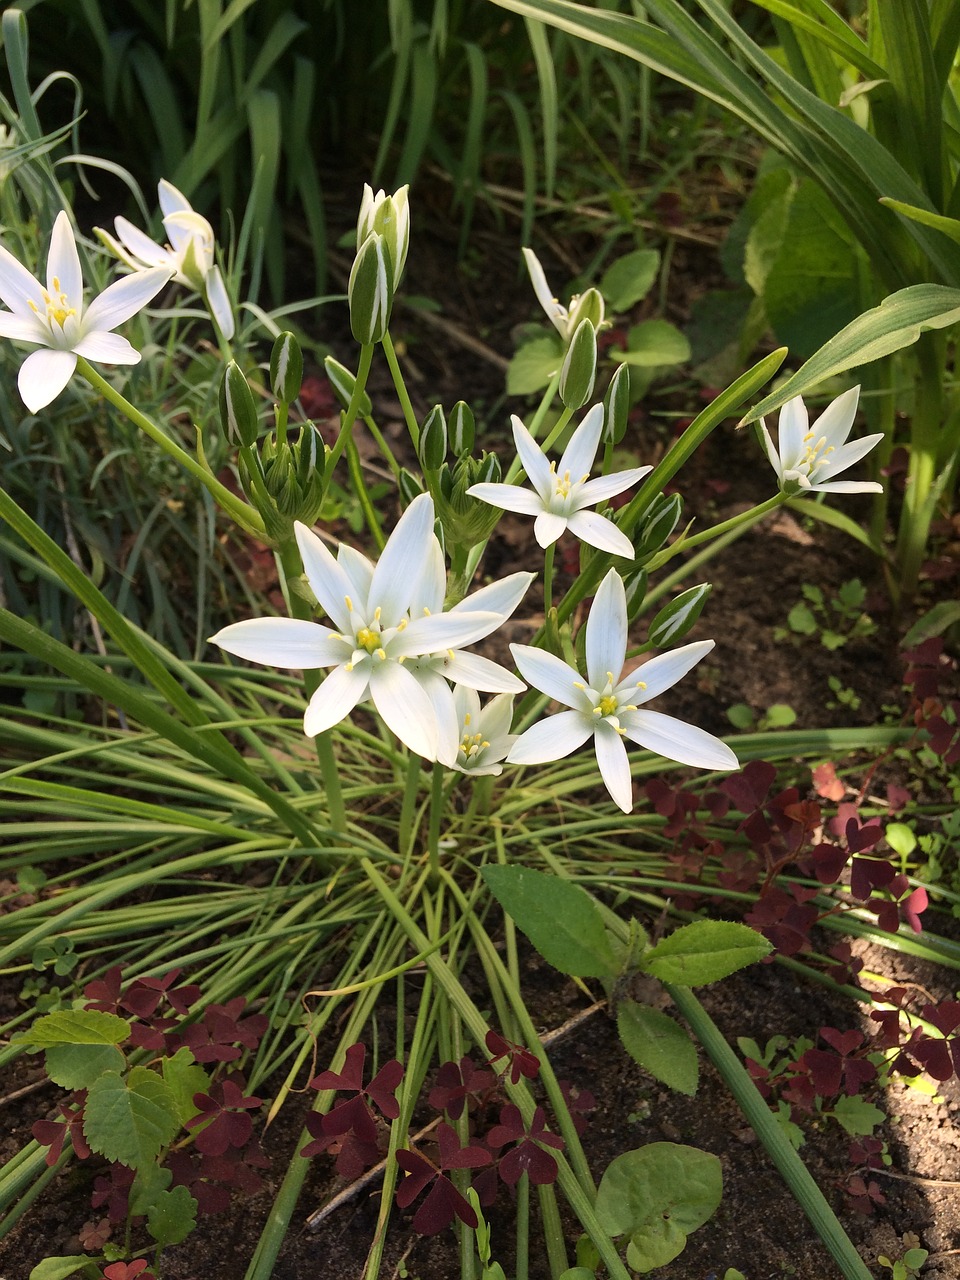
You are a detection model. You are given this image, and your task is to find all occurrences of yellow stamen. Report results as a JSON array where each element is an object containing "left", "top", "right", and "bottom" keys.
[{"left": 598, "top": 694, "right": 618, "bottom": 716}]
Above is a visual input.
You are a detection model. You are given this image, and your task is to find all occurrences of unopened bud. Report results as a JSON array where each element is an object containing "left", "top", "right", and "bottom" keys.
[
  {"left": 398, "top": 468, "right": 425, "bottom": 506},
  {"left": 636, "top": 492, "right": 682, "bottom": 559},
  {"left": 324, "top": 356, "right": 373, "bottom": 417},
  {"left": 648, "top": 583, "right": 711, "bottom": 647},
  {"left": 624, "top": 568, "right": 648, "bottom": 623},
  {"left": 474, "top": 452, "right": 501, "bottom": 485},
  {"left": 567, "top": 286, "right": 604, "bottom": 335},
  {"left": 219, "top": 361, "right": 259, "bottom": 447},
  {"left": 296, "top": 422, "right": 325, "bottom": 487},
  {"left": 602, "top": 363, "right": 630, "bottom": 445},
  {"left": 418, "top": 405, "right": 447, "bottom": 470},
  {"left": 357, "top": 183, "right": 410, "bottom": 286},
  {"left": 270, "top": 331, "right": 303, "bottom": 405},
  {"left": 559, "top": 317, "right": 597, "bottom": 410},
  {"left": 449, "top": 401, "right": 475, "bottom": 456},
  {"left": 348, "top": 231, "right": 393, "bottom": 345}
]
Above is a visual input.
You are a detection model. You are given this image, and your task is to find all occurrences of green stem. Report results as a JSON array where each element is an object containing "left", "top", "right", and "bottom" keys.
[
  {"left": 381, "top": 330, "right": 420, "bottom": 447},
  {"left": 399, "top": 753, "right": 422, "bottom": 859},
  {"left": 428, "top": 761, "right": 444, "bottom": 883},
  {"left": 644, "top": 492, "right": 787, "bottom": 572},
  {"left": 76, "top": 358, "right": 264, "bottom": 535},
  {"left": 346, "top": 432, "right": 386, "bottom": 550},
  {"left": 327, "top": 343, "right": 374, "bottom": 475},
  {"left": 667, "top": 984, "right": 875, "bottom": 1280},
  {"left": 639, "top": 521, "right": 761, "bottom": 615},
  {"left": 542, "top": 541, "right": 555, "bottom": 618}
]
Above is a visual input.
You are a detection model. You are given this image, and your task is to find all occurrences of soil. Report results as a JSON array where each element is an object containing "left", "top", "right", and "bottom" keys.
[{"left": 2, "top": 173, "right": 960, "bottom": 1280}]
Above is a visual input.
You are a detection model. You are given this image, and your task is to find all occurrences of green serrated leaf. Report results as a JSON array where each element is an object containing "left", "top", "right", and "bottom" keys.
[
  {"left": 28, "top": 1259, "right": 101, "bottom": 1280},
  {"left": 14, "top": 1009, "right": 130, "bottom": 1048},
  {"left": 84, "top": 1067, "right": 181, "bottom": 1169},
  {"left": 830, "top": 1093, "right": 886, "bottom": 1136},
  {"left": 642, "top": 921, "right": 772, "bottom": 986},
  {"left": 617, "top": 1001, "right": 698, "bottom": 1095},
  {"left": 129, "top": 1162, "right": 173, "bottom": 1218},
  {"left": 599, "top": 249, "right": 660, "bottom": 312},
  {"left": 160, "top": 1047, "right": 210, "bottom": 1126},
  {"left": 506, "top": 334, "right": 564, "bottom": 395},
  {"left": 148, "top": 1183, "right": 198, "bottom": 1246},
  {"left": 45, "top": 1042, "right": 125, "bottom": 1091},
  {"left": 482, "top": 865, "right": 617, "bottom": 978}
]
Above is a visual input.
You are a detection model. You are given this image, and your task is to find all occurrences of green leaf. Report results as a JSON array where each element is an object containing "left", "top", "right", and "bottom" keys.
[
  {"left": 902, "top": 599, "right": 960, "bottom": 645},
  {"left": 507, "top": 334, "right": 564, "bottom": 395},
  {"left": 615, "top": 319, "right": 691, "bottom": 368},
  {"left": 617, "top": 1000, "right": 699, "bottom": 1095},
  {"left": 129, "top": 1162, "right": 173, "bottom": 1218},
  {"left": 830, "top": 1094, "right": 886, "bottom": 1136},
  {"left": 84, "top": 1067, "right": 182, "bottom": 1169},
  {"left": 28, "top": 1260, "right": 101, "bottom": 1280},
  {"left": 45, "top": 1043, "right": 125, "bottom": 1091},
  {"left": 595, "top": 1142, "right": 722, "bottom": 1272},
  {"left": 14, "top": 1009, "right": 129, "bottom": 1048},
  {"left": 641, "top": 921, "right": 772, "bottom": 986},
  {"left": 481, "top": 866, "right": 618, "bottom": 977},
  {"left": 161, "top": 1048, "right": 210, "bottom": 1126},
  {"left": 763, "top": 704, "right": 797, "bottom": 729},
  {"left": 599, "top": 249, "right": 660, "bottom": 312},
  {"left": 148, "top": 1183, "right": 198, "bottom": 1246},
  {"left": 885, "top": 822, "right": 917, "bottom": 858},
  {"left": 725, "top": 703, "right": 755, "bottom": 730},
  {"left": 787, "top": 602, "right": 817, "bottom": 635}
]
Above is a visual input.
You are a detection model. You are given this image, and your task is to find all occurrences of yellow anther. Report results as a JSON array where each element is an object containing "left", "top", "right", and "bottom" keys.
[
  {"left": 447, "top": 649, "right": 455, "bottom": 661},
  {"left": 463, "top": 713, "right": 472, "bottom": 728},
  {"left": 344, "top": 595, "right": 354, "bottom": 613},
  {"left": 356, "top": 627, "right": 380, "bottom": 653},
  {"left": 397, "top": 618, "right": 408, "bottom": 632},
  {"left": 636, "top": 681, "right": 647, "bottom": 691},
  {"left": 598, "top": 694, "right": 618, "bottom": 716},
  {"left": 374, "top": 647, "right": 387, "bottom": 661},
  {"left": 374, "top": 606, "right": 382, "bottom": 622},
  {"left": 573, "top": 680, "right": 585, "bottom": 691},
  {"left": 422, "top": 606, "right": 432, "bottom": 616},
  {"left": 345, "top": 661, "right": 354, "bottom": 672}
]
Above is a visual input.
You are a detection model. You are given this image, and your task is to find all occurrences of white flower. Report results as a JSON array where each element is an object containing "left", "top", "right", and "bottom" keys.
[
  {"left": 508, "top": 568, "right": 738, "bottom": 813},
  {"left": 522, "top": 247, "right": 604, "bottom": 342},
  {"left": 760, "top": 386, "right": 882, "bottom": 495},
  {"left": 467, "top": 403, "right": 650, "bottom": 557},
  {"left": 96, "top": 180, "right": 234, "bottom": 340},
  {"left": 0, "top": 211, "right": 172, "bottom": 413},
  {"left": 209, "top": 494, "right": 530, "bottom": 761},
  {"left": 449, "top": 688, "right": 517, "bottom": 776}
]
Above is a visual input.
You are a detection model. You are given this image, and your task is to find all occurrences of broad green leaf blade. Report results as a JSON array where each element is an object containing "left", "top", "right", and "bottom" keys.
[
  {"left": 615, "top": 320, "right": 690, "bottom": 368},
  {"left": 600, "top": 249, "right": 660, "bottom": 312},
  {"left": 740, "top": 284, "right": 960, "bottom": 423},
  {"left": 507, "top": 334, "right": 564, "bottom": 394},
  {"left": 617, "top": 1001, "right": 698, "bottom": 1095},
  {"left": 482, "top": 865, "right": 618, "bottom": 977},
  {"left": 148, "top": 1184, "right": 199, "bottom": 1246},
  {"left": 84, "top": 1067, "right": 182, "bottom": 1169},
  {"left": 13, "top": 1009, "right": 130, "bottom": 1048},
  {"left": 641, "top": 921, "right": 772, "bottom": 985},
  {"left": 161, "top": 1048, "right": 210, "bottom": 1126},
  {"left": 45, "top": 1043, "right": 126, "bottom": 1091}
]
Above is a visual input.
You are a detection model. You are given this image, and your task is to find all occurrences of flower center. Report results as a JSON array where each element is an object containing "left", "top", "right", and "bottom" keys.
[
  {"left": 459, "top": 730, "right": 488, "bottom": 760},
  {"left": 598, "top": 694, "right": 619, "bottom": 717},
  {"left": 356, "top": 626, "right": 381, "bottom": 654},
  {"left": 31, "top": 279, "right": 77, "bottom": 331},
  {"left": 800, "top": 431, "right": 835, "bottom": 475}
]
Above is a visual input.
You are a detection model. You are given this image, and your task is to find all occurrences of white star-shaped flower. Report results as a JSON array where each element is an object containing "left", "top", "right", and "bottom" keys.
[
  {"left": 448, "top": 688, "right": 517, "bottom": 776},
  {"left": 508, "top": 568, "right": 738, "bottom": 813},
  {"left": 0, "top": 211, "right": 172, "bottom": 413},
  {"left": 467, "top": 404, "right": 650, "bottom": 558},
  {"left": 760, "top": 386, "right": 882, "bottom": 495}
]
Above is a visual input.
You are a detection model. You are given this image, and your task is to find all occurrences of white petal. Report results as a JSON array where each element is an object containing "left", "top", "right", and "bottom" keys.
[
  {"left": 46, "top": 212, "right": 83, "bottom": 309},
  {"left": 810, "top": 479, "right": 883, "bottom": 494},
  {"left": 813, "top": 385, "right": 860, "bottom": 449},
  {"left": 73, "top": 331, "right": 141, "bottom": 364},
  {"left": 585, "top": 569, "right": 627, "bottom": 690},
  {"left": 408, "top": 534, "right": 446, "bottom": 616},
  {"left": 819, "top": 432, "right": 883, "bottom": 477},
  {"left": 478, "top": 692, "right": 516, "bottom": 746},
  {"left": 452, "top": 571, "right": 533, "bottom": 621},
  {"left": 574, "top": 466, "right": 651, "bottom": 507},
  {"left": 512, "top": 415, "right": 554, "bottom": 499},
  {"left": 18, "top": 347, "right": 76, "bottom": 412},
  {"left": 466, "top": 482, "right": 544, "bottom": 516},
  {"left": 622, "top": 708, "right": 738, "bottom": 771},
  {"left": 566, "top": 509, "right": 634, "bottom": 557},
  {"left": 336, "top": 544, "right": 375, "bottom": 608},
  {"left": 0, "top": 311, "right": 48, "bottom": 343},
  {"left": 369, "top": 493, "right": 435, "bottom": 626},
  {"left": 205, "top": 265, "right": 234, "bottom": 340},
  {"left": 534, "top": 510, "right": 568, "bottom": 548},
  {"left": 507, "top": 710, "right": 593, "bottom": 764},
  {"left": 777, "top": 396, "right": 809, "bottom": 471},
  {"left": 303, "top": 663, "right": 369, "bottom": 737},
  {"left": 82, "top": 266, "right": 172, "bottom": 332},
  {"left": 370, "top": 661, "right": 440, "bottom": 760},
  {"left": 158, "top": 178, "right": 192, "bottom": 217},
  {"left": 522, "top": 247, "right": 567, "bottom": 335},
  {"left": 594, "top": 721, "right": 633, "bottom": 812},
  {"left": 558, "top": 403, "right": 604, "bottom": 481},
  {"left": 414, "top": 668, "right": 459, "bottom": 766},
  {"left": 758, "top": 420, "right": 783, "bottom": 479},
  {"left": 0, "top": 241, "right": 46, "bottom": 315},
  {"left": 509, "top": 644, "right": 584, "bottom": 709},
  {"left": 112, "top": 217, "right": 171, "bottom": 269},
  {"left": 208, "top": 617, "right": 343, "bottom": 668},
  {"left": 628, "top": 639, "right": 714, "bottom": 702},
  {"left": 433, "top": 650, "right": 525, "bottom": 693},
  {"left": 295, "top": 521, "right": 356, "bottom": 632},
  {"left": 401, "top": 609, "right": 503, "bottom": 655}
]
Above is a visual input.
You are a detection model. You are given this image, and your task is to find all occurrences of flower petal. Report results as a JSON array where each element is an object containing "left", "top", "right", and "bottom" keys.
[
  {"left": 585, "top": 569, "right": 627, "bottom": 690},
  {"left": 0, "top": 241, "right": 46, "bottom": 316},
  {"left": 758, "top": 420, "right": 783, "bottom": 479},
  {"left": 46, "top": 212, "right": 83, "bottom": 309},
  {"left": 466, "top": 482, "right": 544, "bottom": 516},
  {"left": 534, "top": 510, "right": 568, "bottom": 547},
  {"left": 507, "top": 709, "right": 593, "bottom": 764},
  {"left": 432, "top": 650, "right": 525, "bottom": 693},
  {"left": 522, "top": 247, "right": 567, "bottom": 335},
  {"left": 810, "top": 479, "right": 884, "bottom": 494},
  {"left": 73, "top": 331, "right": 141, "bottom": 364},
  {"left": 509, "top": 644, "right": 584, "bottom": 709},
  {"left": 337, "top": 544, "right": 375, "bottom": 608},
  {"left": 401, "top": 609, "right": 503, "bottom": 654},
  {"left": 813, "top": 385, "right": 860, "bottom": 449},
  {"left": 512, "top": 415, "right": 554, "bottom": 500},
  {"left": 303, "top": 663, "right": 369, "bottom": 737},
  {"left": 566, "top": 509, "right": 634, "bottom": 557},
  {"left": 452, "top": 571, "right": 533, "bottom": 621},
  {"left": 158, "top": 179, "right": 192, "bottom": 216},
  {"left": 18, "top": 347, "right": 76, "bottom": 412},
  {"left": 627, "top": 639, "right": 714, "bottom": 702},
  {"left": 295, "top": 522, "right": 357, "bottom": 632},
  {"left": 208, "top": 617, "right": 343, "bottom": 668},
  {"left": 594, "top": 721, "right": 633, "bottom": 812},
  {"left": 369, "top": 493, "right": 435, "bottom": 626},
  {"left": 819, "top": 432, "right": 884, "bottom": 478},
  {"left": 0, "top": 311, "right": 47, "bottom": 343},
  {"left": 777, "top": 396, "right": 809, "bottom": 470},
  {"left": 112, "top": 217, "right": 171, "bottom": 269},
  {"left": 574, "top": 466, "right": 651, "bottom": 507},
  {"left": 370, "top": 660, "right": 440, "bottom": 760},
  {"left": 82, "top": 266, "right": 173, "bottom": 333},
  {"left": 558, "top": 403, "right": 603, "bottom": 482},
  {"left": 407, "top": 534, "right": 446, "bottom": 617},
  {"left": 622, "top": 708, "right": 738, "bottom": 771},
  {"left": 412, "top": 667, "right": 459, "bottom": 766},
  {"left": 205, "top": 264, "right": 235, "bottom": 340}
]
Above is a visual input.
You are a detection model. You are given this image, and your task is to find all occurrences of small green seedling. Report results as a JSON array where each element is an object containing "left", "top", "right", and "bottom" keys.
[{"left": 775, "top": 579, "right": 876, "bottom": 651}]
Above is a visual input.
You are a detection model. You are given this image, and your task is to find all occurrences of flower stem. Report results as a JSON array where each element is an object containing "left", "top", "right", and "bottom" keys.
[
  {"left": 667, "top": 984, "right": 875, "bottom": 1280},
  {"left": 76, "top": 357, "right": 265, "bottom": 535},
  {"left": 643, "top": 491, "right": 787, "bottom": 572},
  {"left": 543, "top": 541, "right": 555, "bottom": 617},
  {"left": 381, "top": 329, "right": 420, "bottom": 447},
  {"left": 428, "top": 761, "right": 444, "bottom": 883},
  {"left": 327, "top": 343, "right": 374, "bottom": 475}
]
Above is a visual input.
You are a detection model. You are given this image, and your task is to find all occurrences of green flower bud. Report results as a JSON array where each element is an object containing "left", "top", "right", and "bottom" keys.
[
  {"left": 636, "top": 492, "right": 683, "bottom": 559},
  {"left": 431, "top": 453, "right": 503, "bottom": 545},
  {"left": 558, "top": 317, "right": 597, "bottom": 410},
  {"left": 219, "top": 361, "right": 259, "bottom": 447},
  {"left": 418, "top": 404, "right": 447, "bottom": 470},
  {"left": 648, "top": 583, "right": 711, "bottom": 647},
  {"left": 437, "top": 461, "right": 455, "bottom": 501},
  {"left": 348, "top": 231, "right": 393, "bottom": 345},
  {"left": 474, "top": 451, "right": 501, "bottom": 486},
  {"left": 270, "top": 331, "right": 303, "bottom": 405},
  {"left": 398, "top": 468, "right": 425, "bottom": 506},
  {"left": 296, "top": 422, "right": 325, "bottom": 488},
  {"left": 602, "top": 363, "right": 631, "bottom": 445},
  {"left": 449, "top": 401, "right": 475, "bottom": 456},
  {"left": 624, "top": 567, "right": 648, "bottom": 623},
  {"left": 357, "top": 183, "right": 410, "bottom": 285},
  {"left": 324, "top": 356, "right": 373, "bottom": 417},
  {"left": 567, "top": 286, "right": 604, "bottom": 335}
]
